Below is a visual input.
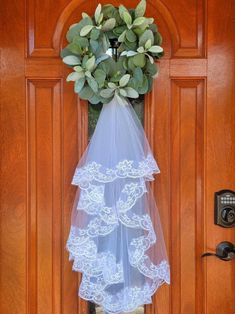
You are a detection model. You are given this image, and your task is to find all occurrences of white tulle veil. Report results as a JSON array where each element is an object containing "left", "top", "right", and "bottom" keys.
[{"left": 66, "top": 95, "right": 170, "bottom": 314}]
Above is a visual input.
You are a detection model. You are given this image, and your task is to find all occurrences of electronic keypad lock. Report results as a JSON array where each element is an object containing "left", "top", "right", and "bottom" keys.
[{"left": 215, "top": 190, "right": 235, "bottom": 228}]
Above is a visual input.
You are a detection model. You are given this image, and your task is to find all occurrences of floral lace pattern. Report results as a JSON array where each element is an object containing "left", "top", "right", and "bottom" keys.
[
  {"left": 72, "top": 154, "right": 160, "bottom": 187},
  {"left": 78, "top": 261, "right": 170, "bottom": 314},
  {"left": 67, "top": 154, "right": 170, "bottom": 314}
]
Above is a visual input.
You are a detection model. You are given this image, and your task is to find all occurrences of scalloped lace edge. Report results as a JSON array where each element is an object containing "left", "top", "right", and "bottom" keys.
[{"left": 71, "top": 154, "right": 160, "bottom": 187}]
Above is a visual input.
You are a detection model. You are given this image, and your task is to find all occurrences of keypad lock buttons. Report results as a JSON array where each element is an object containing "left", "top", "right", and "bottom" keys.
[{"left": 215, "top": 190, "right": 235, "bottom": 228}]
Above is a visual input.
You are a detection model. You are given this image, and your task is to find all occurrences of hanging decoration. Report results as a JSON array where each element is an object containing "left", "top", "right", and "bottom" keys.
[{"left": 61, "top": 1, "right": 170, "bottom": 313}]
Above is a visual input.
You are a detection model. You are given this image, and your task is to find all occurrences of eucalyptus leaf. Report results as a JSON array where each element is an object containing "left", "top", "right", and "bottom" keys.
[
  {"left": 125, "top": 87, "right": 139, "bottom": 98},
  {"left": 73, "top": 36, "right": 89, "bottom": 48},
  {"left": 102, "top": 18, "right": 116, "bottom": 31},
  {"left": 154, "top": 31, "right": 162, "bottom": 45},
  {"left": 133, "top": 17, "right": 146, "bottom": 27},
  {"left": 74, "top": 65, "right": 84, "bottom": 72},
  {"left": 148, "top": 45, "right": 163, "bottom": 53},
  {"left": 133, "top": 53, "right": 146, "bottom": 68},
  {"left": 145, "top": 39, "right": 152, "bottom": 50},
  {"left": 79, "top": 85, "right": 94, "bottom": 100},
  {"left": 108, "top": 82, "right": 117, "bottom": 89},
  {"left": 80, "top": 24, "right": 94, "bottom": 36},
  {"left": 126, "top": 29, "right": 137, "bottom": 42},
  {"left": 87, "top": 76, "right": 98, "bottom": 93},
  {"left": 113, "top": 25, "right": 126, "bottom": 36},
  {"left": 119, "top": 88, "right": 127, "bottom": 97},
  {"left": 89, "top": 94, "right": 101, "bottom": 104},
  {"left": 67, "top": 43, "right": 81, "bottom": 54},
  {"left": 135, "top": 0, "right": 146, "bottom": 18},
  {"left": 95, "top": 3, "right": 102, "bottom": 24},
  {"left": 118, "top": 30, "right": 127, "bottom": 42},
  {"left": 123, "top": 11, "right": 132, "bottom": 26},
  {"left": 90, "top": 28, "right": 100, "bottom": 40},
  {"left": 119, "top": 74, "right": 130, "bottom": 87},
  {"left": 74, "top": 77, "right": 86, "bottom": 93},
  {"left": 82, "top": 12, "right": 90, "bottom": 19},
  {"left": 86, "top": 56, "right": 96, "bottom": 71},
  {"left": 96, "top": 54, "right": 110, "bottom": 65},
  {"left": 94, "top": 69, "right": 106, "bottom": 87},
  {"left": 98, "top": 13, "right": 104, "bottom": 25},
  {"left": 90, "top": 39, "right": 99, "bottom": 53},
  {"left": 139, "top": 29, "right": 154, "bottom": 47},
  {"left": 133, "top": 67, "right": 143, "bottom": 83},
  {"left": 66, "top": 71, "right": 84, "bottom": 82},
  {"left": 119, "top": 4, "right": 129, "bottom": 20},
  {"left": 60, "top": 47, "right": 76, "bottom": 58},
  {"left": 146, "top": 53, "right": 154, "bottom": 64},
  {"left": 63, "top": 55, "right": 81, "bottom": 66},
  {"left": 138, "top": 74, "right": 148, "bottom": 94},
  {"left": 100, "top": 88, "right": 114, "bottom": 98}
]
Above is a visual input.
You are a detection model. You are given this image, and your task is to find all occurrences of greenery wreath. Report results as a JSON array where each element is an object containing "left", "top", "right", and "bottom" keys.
[{"left": 61, "top": 0, "right": 164, "bottom": 104}]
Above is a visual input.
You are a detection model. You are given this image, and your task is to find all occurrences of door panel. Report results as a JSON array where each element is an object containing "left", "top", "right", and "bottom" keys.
[{"left": 0, "top": 1, "right": 234, "bottom": 314}]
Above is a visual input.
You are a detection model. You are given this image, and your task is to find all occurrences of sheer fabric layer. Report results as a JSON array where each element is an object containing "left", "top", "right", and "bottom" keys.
[{"left": 67, "top": 96, "right": 170, "bottom": 314}]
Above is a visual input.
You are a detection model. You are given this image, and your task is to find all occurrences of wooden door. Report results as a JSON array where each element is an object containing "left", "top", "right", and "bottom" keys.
[{"left": 1, "top": 0, "right": 234, "bottom": 313}]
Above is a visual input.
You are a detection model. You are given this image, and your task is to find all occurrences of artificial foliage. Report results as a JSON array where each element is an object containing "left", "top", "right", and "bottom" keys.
[{"left": 61, "top": 0, "right": 164, "bottom": 104}]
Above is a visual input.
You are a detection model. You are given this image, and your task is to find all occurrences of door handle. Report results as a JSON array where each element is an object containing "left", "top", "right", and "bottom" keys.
[{"left": 201, "top": 241, "right": 235, "bottom": 261}]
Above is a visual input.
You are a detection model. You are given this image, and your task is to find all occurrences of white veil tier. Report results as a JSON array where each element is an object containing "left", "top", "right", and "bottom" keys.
[{"left": 67, "top": 95, "right": 170, "bottom": 314}]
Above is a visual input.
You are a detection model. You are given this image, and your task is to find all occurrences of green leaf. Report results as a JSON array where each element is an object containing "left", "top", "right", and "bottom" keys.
[
  {"left": 73, "top": 65, "right": 84, "bottom": 72},
  {"left": 96, "top": 54, "right": 110, "bottom": 65},
  {"left": 67, "top": 43, "right": 81, "bottom": 55},
  {"left": 127, "top": 58, "right": 136, "bottom": 72},
  {"left": 85, "top": 56, "right": 96, "bottom": 71},
  {"left": 63, "top": 55, "right": 80, "bottom": 66},
  {"left": 133, "top": 53, "right": 146, "bottom": 68},
  {"left": 148, "top": 45, "right": 164, "bottom": 53},
  {"left": 87, "top": 76, "right": 98, "bottom": 93},
  {"left": 66, "top": 71, "right": 84, "bottom": 82},
  {"left": 138, "top": 74, "right": 148, "bottom": 94},
  {"left": 133, "top": 17, "right": 146, "bottom": 27},
  {"left": 147, "top": 54, "right": 154, "bottom": 64},
  {"left": 80, "top": 25, "right": 94, "bottom": 36},
  {"left": 74, "top": 77, "right": 85, "bottom": 93},
  {"left": 133, "top": 67, "right": 143, "bottom": 83},
  {"left": 79, "top": 85, "right": 94, "bottom": 100},
  {"left": 97, "top": 13, "right": 104, "bottom": 25},
  {"left": 102, "top": 18, "right": 116, "bottom": 31},
  {"left": 113, "top": 25, "right": 126, "bottom": 36},
  {"left": 108, "top": 82, "right": 117, "bottom": 89},
  {"left": 126, "top": 29, "right": 137, "bottom": 42},
  {"left": 95, "top": 3, "right": 102, "bottom": 24},
  {"left": 100, "top": 88, "right": 114, "bottom": 98},
  {"left": 90, "top": 28, "right": 100, "bottom": 40},
  {"left": 145, "top": 39, "right": 152, "bottom": 50},
  {"left": 123, "top": 11, "right": 132, "bottom": 26},
  {"left": 119, "top": 74, "right": 131, "bottom": 87},
  {"left": 137, "top": 46, "right": 145, "bottom": 53},
  {"left": 94, "top": 69, "right": 106, "bottom": 87},
  {"left": 119, "top": 5, "right": 129, "bottom": 20},
  {"left": 119, "top": 88, "right": 127, "bottom": 97},
  {"left": 125, "top": 87, "right": 139, "bottom": 98},
  {"left": 118, "top": 30, "right": 127, "bottom": 43},
  {"left": 139, "top": 29, "right": 154, "bottom": 47},
  {"left": 135, "top": 0, "right": 146, "bottom": 18},
  {"left": 73, "top": 36, "right": 88, "bottom": 48},
  {"left": 90, "top": 39, "right": 99, "bottom": 53},
  {"left": 82, "top": 12, "right": 90, "bottom": 19},
  {"left": 89, "top": 94, "right": 101, "bottom": 104},
  {"left": 154, "top": 32, "right": 162, "bottom": 45}
]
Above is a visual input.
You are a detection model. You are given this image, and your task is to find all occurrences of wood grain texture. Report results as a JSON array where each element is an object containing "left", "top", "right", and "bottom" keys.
[{"left": 1, "top": 0, "right": 235, "bottom": 314}]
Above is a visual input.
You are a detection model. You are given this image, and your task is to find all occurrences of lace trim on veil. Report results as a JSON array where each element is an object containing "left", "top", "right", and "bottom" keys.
[
  {"left": 67, "top": 152, "right": 170, "bottom": 313},
  {"left": 71, "top": 154, "right": 160, "bottom": 187}
]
